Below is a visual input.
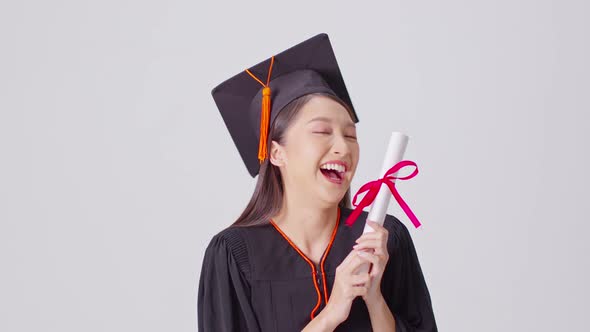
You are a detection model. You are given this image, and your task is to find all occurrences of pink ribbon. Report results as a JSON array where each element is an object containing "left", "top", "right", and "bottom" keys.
[{"left": 345, "top": 160, "right": 422, "bottom": 228}]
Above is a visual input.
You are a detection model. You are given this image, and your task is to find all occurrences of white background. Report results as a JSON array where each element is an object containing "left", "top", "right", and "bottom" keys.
[{"left": 1, "top": 1, "right": 588, "bottom": 331}]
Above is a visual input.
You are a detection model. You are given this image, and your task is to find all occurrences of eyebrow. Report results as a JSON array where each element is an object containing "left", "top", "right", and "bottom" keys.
[{"left": 306, "top": 116, "right": 356, "bottom": 128}]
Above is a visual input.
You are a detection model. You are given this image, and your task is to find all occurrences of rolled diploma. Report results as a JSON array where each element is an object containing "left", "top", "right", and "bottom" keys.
[{"left": 356, "top": 131, "right": 409, "bottom": 275}]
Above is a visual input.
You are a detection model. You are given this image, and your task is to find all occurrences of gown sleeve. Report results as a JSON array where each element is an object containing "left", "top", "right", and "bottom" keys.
[
  {"left": 385, "top": 216, "right": 438, "bottom": 332},
  {"left": 197, "top": 229, "right": 261, "bottom": 332}
]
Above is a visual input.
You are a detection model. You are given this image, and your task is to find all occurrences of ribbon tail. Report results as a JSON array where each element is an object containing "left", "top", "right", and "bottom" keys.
[
  {"left": 384, "top": 181, "right": 422, "bottom": 228},
  {"left": 346, "top": 189, "right": 379, "bottom": 227},
  {"left": 344, "top": 207, "right": 363, "bottom": 227}
]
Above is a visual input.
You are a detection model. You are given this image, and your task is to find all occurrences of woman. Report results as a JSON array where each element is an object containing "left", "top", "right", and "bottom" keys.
[{"left": 198, "top": 33, "right": 437, "bottom": 331}]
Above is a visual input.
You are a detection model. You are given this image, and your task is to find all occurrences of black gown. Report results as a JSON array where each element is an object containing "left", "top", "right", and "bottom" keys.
[{"left": 197, "top": 206, "right": 437, "bottom": 331}]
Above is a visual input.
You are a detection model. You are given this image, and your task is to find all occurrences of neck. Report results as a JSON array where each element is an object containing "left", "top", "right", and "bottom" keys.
[{"left": 271, "top": 191, "right": 339, "bottom": 263}]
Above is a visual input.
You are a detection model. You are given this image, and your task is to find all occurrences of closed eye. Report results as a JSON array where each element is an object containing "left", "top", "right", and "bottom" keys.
[{"left": 313, "top": 132, "right": 357, "bottom": 139}]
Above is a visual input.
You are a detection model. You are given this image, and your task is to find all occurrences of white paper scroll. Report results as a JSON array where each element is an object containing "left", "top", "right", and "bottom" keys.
[{"left": 355, "top": 131, "right": 409, "bottom": 275}]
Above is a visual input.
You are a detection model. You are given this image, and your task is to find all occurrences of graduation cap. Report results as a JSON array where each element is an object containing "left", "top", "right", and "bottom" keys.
[{"left": 211, "top": 33, "right": 359, "bottom": 177}]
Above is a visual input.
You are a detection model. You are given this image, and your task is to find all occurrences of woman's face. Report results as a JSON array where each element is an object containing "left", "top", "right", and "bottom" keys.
[{"left": 270, "top": 95, "right": 360, "bottom": 207}]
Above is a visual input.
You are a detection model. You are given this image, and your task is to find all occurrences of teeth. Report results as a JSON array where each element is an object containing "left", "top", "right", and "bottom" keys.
[{"left": 320, "top": 163, "right": 346, "bottom": 173}]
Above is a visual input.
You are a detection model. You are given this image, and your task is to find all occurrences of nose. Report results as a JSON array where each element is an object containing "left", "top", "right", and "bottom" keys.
[{"left": 332, "top": 133, "right": 351, "bottom": 156}]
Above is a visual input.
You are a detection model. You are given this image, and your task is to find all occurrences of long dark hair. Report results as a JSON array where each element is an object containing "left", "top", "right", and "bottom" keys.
[{"left": 231, "top": 93, "right": 354, "bottom": 227}]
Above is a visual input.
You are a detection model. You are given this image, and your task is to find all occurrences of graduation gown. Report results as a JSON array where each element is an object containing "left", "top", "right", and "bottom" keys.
[{"left": 197, "top": 206, "right": 437, "bottom": 331}]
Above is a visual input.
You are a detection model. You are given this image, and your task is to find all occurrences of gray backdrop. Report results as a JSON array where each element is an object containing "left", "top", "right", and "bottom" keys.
[{"left": 1, "top": 0, "right": 588, "bottom": 331}]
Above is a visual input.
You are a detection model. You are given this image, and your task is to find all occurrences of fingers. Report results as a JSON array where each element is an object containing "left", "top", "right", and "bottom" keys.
[
  {"left": 346, "top": 250, "right": 373, "bottom": 273},
  {"left": 354, "top": 221, "right": 389, "bottom": 255},
  {"left": 335, "top": 221, "right": 392, "bottom": 301},
  {"left": 355, "top": 250, "right": 389, "bottom": 276},
  {"left": 353, "top": 239, "right": 382, "bottom": 251},
  {"left": 357, "top": 250, "right": 380, "bottom": 265},
  {"left": 354, "top": 239, "right": 388, "bottom": 258},
  {"left": 339, "top": 245, "right": 363, "bottom": 268},
  {"left": 350, "top": 284, "right": 369, "bottom": 298},
  {"left": 350, "top": 272, "right": 370, "bottom": 286},
  {"left": 366, "top": 220, "right": 386, "bottom": 230},
  {"left": 339, "top": 244, "right": 375, "bottom": 270},
  {"left": 355, "top": 226, "right": 388, "bottom": 243},
  {"left": 343, "top": 250, "right": 382, "bottom": 279},
  {"left": 344, "top": 275, "right": 370, "bottom": 298},
  {"left": 337, "top": 251, "right": 373, "bottom": 277}
]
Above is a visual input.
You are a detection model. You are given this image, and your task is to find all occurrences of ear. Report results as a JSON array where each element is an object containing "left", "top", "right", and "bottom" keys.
[{"left": 269, "top": 140, "right": 285, "bottom": 167}]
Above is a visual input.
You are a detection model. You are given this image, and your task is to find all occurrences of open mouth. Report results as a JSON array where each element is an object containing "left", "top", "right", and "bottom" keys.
[
  {"left": 320, "top": 168, "right": 343, "bottom": 182},
  {"left": 319, "top": 162, "right": 347, "bottom": 184}
]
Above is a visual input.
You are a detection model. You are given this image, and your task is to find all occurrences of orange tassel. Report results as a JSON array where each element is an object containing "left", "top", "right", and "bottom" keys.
[
  {"left": 245, "top": 56, "right": 275, "bottom": 165},
  {"left": 258, "top": 87, "right": 271, "bottom": 163}
]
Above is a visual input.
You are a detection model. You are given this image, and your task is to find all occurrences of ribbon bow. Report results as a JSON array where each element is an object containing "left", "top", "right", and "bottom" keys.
[{"left": 345, "top": 160, "right": 422, "bottom": 228}]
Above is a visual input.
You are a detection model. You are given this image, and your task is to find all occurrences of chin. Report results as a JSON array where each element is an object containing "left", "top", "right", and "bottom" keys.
[
  {"left": 316, "top": 189, "right": 346, "bottom": 206},
  {"left": 313, "top": 174, "right": 349, "bottom": 202}
]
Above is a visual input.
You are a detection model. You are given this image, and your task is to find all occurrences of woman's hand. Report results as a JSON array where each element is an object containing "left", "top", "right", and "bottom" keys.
[
  {"left": 315, "top": 220, "right": 390, "bottom": 330},
  {"left": 352, "top": 220, "right": 390, "bottom": 306},
  {"left": 321, "top": 247, "right": 373, "bottom": 327}
]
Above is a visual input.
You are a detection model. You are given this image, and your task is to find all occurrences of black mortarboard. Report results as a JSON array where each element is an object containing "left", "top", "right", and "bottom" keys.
[{"left": 211, "top": 33, "right": 359, "bottom": 177}]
